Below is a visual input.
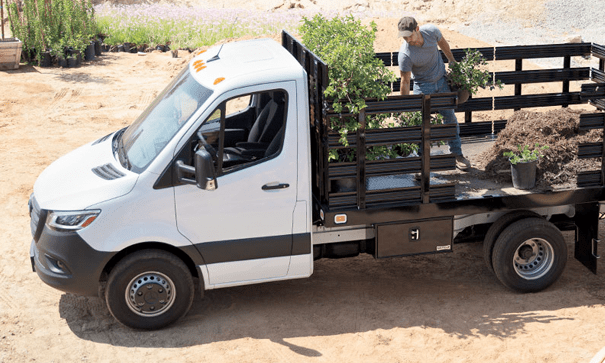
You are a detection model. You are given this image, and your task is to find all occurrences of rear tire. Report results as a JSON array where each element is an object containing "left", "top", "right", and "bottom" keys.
[
  {"left": 492, "top": 218, "right": 567, "bottom": 292},
  {"left": 105, "top": 249, "right": 194, "bottom": 330},
  {"left": 483, "top": 210, "right": 538, "bottom": 273}
]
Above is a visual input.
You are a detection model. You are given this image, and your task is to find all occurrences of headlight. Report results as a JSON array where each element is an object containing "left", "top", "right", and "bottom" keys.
[{"left": 46, "top": 210, "right": 101, "bottom": 232}]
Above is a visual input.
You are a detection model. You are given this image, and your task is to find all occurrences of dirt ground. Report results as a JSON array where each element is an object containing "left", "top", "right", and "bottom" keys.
[{"left": 3, "top": 8, "right": 605, "bottom": 363}]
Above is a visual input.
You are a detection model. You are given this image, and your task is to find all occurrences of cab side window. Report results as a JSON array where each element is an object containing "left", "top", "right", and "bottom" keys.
[{"left": 197, "top": 90, "right": 287, "bottom": 175}]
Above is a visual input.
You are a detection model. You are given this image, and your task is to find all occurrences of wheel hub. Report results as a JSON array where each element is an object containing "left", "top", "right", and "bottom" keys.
[
  {"left": 126, "top": 272, "right": 175, "bottom": 317},
  {"left": 513, "top": 238, "right": 554, "bottom": 280},
  {"left": 518, "top": 244, "right": 535, "bottom": 260}
]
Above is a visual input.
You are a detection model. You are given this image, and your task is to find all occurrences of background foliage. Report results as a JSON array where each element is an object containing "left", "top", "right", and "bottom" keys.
[
  {"left": 95, "top": 5, "right": 309, "bottom": 49},
  {"left": 7, "top": 0, "right": 97, "bottom": 63}
]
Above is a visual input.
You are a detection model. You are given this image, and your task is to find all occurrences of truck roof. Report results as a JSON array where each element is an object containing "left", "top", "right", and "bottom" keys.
[{"left": 189, "top": 38, "right": 304, "bottom": 90}]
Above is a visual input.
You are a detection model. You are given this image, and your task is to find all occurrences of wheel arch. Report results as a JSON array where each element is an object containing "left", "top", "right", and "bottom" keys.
[{"left": 100, "top": 242, "right": 202, "bottom": 291}]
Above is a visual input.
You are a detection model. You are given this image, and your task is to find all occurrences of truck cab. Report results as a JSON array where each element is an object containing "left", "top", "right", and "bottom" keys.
[{"left": 30, "top": 38, "right": 314, "bottom": 329}]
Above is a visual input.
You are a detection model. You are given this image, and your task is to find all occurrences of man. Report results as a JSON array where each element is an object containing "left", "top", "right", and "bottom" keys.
[{"left": 398, "top": 16, "right": 471, "bottom": 171}]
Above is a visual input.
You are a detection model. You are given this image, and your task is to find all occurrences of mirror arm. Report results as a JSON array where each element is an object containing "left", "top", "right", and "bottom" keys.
[{"left": 176, "top": 160, "right": 197, "bottom": 186}]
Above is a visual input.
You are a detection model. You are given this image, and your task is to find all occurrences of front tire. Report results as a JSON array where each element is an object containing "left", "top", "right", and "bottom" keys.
[
  {"left": 105, "top": 249, "right": 194, "bottom": 330},
  {"left": 492, "top": 218, "right": 567, "bottom": 292}
]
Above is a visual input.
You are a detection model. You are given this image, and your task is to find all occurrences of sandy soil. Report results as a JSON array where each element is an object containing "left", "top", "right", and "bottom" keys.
[{"left": 3, "top": 5, "right": 605, "bottom": 363}]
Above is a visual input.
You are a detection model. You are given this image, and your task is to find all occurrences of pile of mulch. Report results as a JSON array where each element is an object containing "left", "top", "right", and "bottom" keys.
[{"left": 475, "top": 108, "right": 603, "bottom": 189}]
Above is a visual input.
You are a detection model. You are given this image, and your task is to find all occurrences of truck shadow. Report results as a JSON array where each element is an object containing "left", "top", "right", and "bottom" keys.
[{"left": 59, "top": 240, "right": 604, "bottom": 356}]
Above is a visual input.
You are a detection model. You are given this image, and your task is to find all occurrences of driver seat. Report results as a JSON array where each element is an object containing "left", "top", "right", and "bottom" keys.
[{"left": 223, "top": 93, "right": 284, "bottom": 161}]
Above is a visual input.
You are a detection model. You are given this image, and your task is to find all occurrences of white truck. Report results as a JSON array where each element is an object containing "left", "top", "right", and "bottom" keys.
[{"left": 29, "top": 31, "right": 605, "bottom": 329}]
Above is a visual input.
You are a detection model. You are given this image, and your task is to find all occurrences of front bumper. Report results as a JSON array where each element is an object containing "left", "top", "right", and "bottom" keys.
[{"left": 30, "top": 225, "right": 115, "bottom": 297}]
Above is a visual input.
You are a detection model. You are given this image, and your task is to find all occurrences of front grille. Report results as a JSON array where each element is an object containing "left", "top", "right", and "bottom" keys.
[{"left": 29, "top": 196, "right": 41, "bottom": 238}]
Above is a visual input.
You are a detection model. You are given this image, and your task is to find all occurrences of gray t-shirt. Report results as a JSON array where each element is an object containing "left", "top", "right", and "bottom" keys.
[{"left": 398, "top": 24, "right": 445, "bottom": 84}]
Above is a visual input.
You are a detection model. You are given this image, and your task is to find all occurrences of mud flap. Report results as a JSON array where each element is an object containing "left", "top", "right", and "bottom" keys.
[{"left": 574, "top": 202, "right": 600, "bottom": 274}]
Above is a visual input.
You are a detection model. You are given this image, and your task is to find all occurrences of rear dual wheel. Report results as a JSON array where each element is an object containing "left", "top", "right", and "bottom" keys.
[
  {"left": 491, "top": 218, "right": 567, "bottom": 292},
  {"left": 483, "top": 211, "right": 538, "bottom": 273}
]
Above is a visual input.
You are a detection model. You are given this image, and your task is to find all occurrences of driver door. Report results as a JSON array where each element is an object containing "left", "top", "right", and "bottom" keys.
[{"left": 174, "top": 82, "right": 297, "bottom": 287}]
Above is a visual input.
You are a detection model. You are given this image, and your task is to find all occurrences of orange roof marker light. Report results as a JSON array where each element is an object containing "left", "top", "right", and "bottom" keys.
[
  {"left": 214, "top": 77, "right": 225, "bottom": 85},
  {"left": 195, "top": 65, "right": 207, "bottom": 73},
  {"left": 195, "top": 49, "right": 207, "bottom": 56},
  {"left": 193, "top": 60, "right": 205, "bottom": 66}
]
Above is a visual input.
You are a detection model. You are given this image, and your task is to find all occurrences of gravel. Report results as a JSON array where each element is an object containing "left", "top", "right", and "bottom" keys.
[
  {"left": 457, "top": 0, "right": 605, "bottom": 46},
  {"left": 455, "top": 0, "right": 605, "bottom": 68}
]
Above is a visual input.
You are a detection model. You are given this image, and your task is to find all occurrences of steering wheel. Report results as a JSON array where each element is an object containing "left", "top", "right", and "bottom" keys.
[{"left": 196, "top": 130, "right": 218, "bottom": 162}]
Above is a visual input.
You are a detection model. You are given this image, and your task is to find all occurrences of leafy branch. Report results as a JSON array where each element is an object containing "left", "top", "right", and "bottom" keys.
[
  {"left": 503, "top": 143, "right": 549, "bottom": 164},
  {"left": 300, "top": 15, "right": 397, "bottom": 162},
  {"left": 447, "top": 49, "right": 503, "bottom": 95}
]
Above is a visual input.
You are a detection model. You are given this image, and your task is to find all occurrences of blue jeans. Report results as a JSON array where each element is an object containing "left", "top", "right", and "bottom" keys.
[{"left": 413, "top": 76, "right": 463, "bottom": 156}]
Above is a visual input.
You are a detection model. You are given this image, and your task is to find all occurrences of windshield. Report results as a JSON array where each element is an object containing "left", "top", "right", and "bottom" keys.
[{"left": 120, "top": 68, "right": 213, "bottom": 173}]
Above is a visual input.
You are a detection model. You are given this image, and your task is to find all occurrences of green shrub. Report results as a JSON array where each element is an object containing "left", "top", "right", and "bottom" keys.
[
  {"left": 6, "top": 0, "right": 98, "bottom": 64},
  {"left": 300, "top": 14, "right": 397, "bottom": 162}
]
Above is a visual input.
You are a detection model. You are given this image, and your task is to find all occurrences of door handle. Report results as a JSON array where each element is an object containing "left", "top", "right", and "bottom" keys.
[{"left": 262, "top": 183, "right": 290, "bottom": 191}]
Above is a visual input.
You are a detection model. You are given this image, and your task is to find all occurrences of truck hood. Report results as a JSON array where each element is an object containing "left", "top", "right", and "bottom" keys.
[{"left": 34, "top": 133, "right": 139, "bottom": 211}]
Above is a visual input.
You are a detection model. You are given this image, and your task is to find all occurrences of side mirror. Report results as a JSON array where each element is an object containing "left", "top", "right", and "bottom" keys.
[
  {"left": 194, "top": 149, "right": 217, "bottom": 190},
  {"left": 176, "top": 149, "right": 218, "bottom": 190}
]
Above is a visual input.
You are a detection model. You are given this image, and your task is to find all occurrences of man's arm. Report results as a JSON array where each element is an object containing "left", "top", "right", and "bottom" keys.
[
  {"left": 437, "top": 36, "right": 456, "bottom": 65},
  {"left": 400, "top": 71, "right": 412, "bottom": 95}
]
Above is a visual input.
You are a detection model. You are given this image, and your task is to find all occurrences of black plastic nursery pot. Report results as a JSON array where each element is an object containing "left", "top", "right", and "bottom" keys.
[
  {"left": 84, "top": 43, "right": 95, "bottom": 61},
  {"left": 122, "top": 43, "right": 138, "bottom": 53},
  {"left": 511, "top": 160, "right": 537, "bottom": 189},
  {"left": 448, "top": 81, "right": 470, "bottom": 104},
  {"left": 67, "top": 57, "right": 78, "bottom": 68},
  {"left": 39, "top": 51, "right": 52, "bottom": 67},
  {"left": 94, "top": 40, "right": 102, "bottom": 56},
  {"left": 457, "top": 89, "right": 470, "bottom": 103}
]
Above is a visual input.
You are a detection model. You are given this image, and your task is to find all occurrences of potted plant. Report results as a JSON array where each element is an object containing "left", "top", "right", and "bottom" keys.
[
  {"left": 447, "top": 49, "right": 503, "bottom": 103},
  {"left": 503, "top": 143, "right": 549, "bottom": 189},
  {"left": 0, "top": 0, "right": 22, "bottom": 70}
]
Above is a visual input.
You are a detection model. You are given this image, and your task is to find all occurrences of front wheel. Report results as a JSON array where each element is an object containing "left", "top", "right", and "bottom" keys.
[
  {"left": 492, "top": 218, "right": 567, "bottom": 293},
  {"left": 105, "top": 249, "right": 194, "bottom": 330}
]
